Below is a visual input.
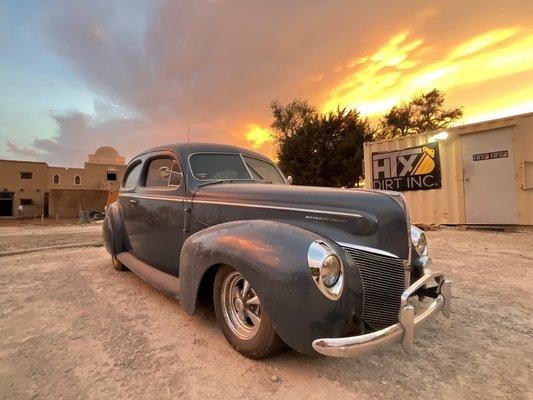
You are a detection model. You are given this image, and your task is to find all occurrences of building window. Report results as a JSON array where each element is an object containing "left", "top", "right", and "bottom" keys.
[
  {"left": 106, "top": 172, "right": 117, "bottom": 181},
  {"left": 74, "top": 175, "right": 81, "bottom": 185},
  {"left": 20, "top": 172, "right": 33, "bottom": 179},
  {"left": 53, "top": 174, "right": 60, "bottom": 184},
  {"left": 20, "top": 199, "right": 33, "bottom": 206}
]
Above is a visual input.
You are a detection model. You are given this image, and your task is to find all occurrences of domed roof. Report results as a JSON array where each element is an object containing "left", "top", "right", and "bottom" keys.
[
  {"left": 87, "top": 146, "right": 125, "bottom": 165},
  {"left": 94, "top": 146, "right": 119, "bottom": 155}
]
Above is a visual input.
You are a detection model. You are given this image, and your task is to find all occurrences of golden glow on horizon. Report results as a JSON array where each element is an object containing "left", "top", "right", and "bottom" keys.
[
  {"left": 244, "top": 27, "right": 533, "bottom": 150},
  {"left": 322, "top": 26, "right": 533, "bottom": 121},
  {"left": 244, "top": 124, "right": 272, "bottom": 149}
]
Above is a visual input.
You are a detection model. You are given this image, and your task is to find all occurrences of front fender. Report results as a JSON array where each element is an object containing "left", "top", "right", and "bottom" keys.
[{"left": 179, "top": 219, "right": 363, "bottom": 355}]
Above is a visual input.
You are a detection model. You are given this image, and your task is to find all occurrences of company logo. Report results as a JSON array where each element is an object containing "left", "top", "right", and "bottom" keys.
[{"left": 371, "top": 143, "right": 442, "bottom": 191}]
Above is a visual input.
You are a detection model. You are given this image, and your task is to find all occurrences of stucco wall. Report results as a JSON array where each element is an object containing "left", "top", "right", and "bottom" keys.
[
  {"left": 48, "top": 189, "right": 109, "bottom": 218},
  {"left": 48, "top": 164, "right": 125, "bottom": 191},
  {"left": 0, "top": 160, "right": 48, "bottom": 217}
]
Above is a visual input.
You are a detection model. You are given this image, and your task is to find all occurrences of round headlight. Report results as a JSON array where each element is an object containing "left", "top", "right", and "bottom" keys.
[
  {"left": 307, "top": 241, "right": 344, "bottom": 299},
  {"left": 411, "top": 225, "right": 428, "bottom": 256},
  {"left": 321, "top": 255, "right": 341, "bottom": 287}
]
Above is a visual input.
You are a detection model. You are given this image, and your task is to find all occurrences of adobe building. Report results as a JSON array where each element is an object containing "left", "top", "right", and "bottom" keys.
[
  {"left": 0, "top": 146, "right": 126, "bottom": 218},
  {"left": 364, "top": 112, "right": 533, "bottom": 226}
]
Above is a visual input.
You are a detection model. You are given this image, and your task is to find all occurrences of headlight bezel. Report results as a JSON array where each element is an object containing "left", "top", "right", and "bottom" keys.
[
  {"left": 411, "top": 225, "right": 428, "bottom": 256},
  {"left": 307, "top": 241, "right": 344, "bottom": 300}
]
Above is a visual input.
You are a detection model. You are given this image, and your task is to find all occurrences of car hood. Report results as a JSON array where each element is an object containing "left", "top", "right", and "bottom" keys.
[{"left": 192, "top": 183, "right": 410, "bottom": 259}]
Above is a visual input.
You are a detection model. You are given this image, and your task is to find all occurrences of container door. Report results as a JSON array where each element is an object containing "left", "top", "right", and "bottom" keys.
[{"left": 461, "top": 128, "right": 518, "bottom": 224}]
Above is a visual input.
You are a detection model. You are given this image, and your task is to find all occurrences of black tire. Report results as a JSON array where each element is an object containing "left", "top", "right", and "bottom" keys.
[
  {"left": 111, "top": 255, "right": 128, "bottom": 271},
  {"left": 213, "top": 265, "right": 285, "bottom": 358}
]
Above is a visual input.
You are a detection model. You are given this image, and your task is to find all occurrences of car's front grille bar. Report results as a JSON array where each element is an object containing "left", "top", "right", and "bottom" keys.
[{"left": 340, "top": 245, "right": 406, "bottom": 330}]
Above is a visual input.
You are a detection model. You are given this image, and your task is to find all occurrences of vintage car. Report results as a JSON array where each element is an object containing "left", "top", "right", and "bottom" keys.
[{"left": 102, "top": 143, "right": 451, "bottom": 358}]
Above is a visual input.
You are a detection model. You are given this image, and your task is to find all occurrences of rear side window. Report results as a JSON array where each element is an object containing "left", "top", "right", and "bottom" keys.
[
  {"left": 145, "top": 158, "right": 182, "bottom": 188},
  {"left": 122, "top": 162, "right": 142, "bottom": 190}
]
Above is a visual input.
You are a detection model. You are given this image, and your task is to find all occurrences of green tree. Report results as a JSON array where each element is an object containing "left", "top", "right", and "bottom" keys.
[
  {"left": 376, "top": 89, "right": 463, "bottom": 140},
  {"left": 271, "top": 100, "right": 374, "bottom": 187},
  {"left": 270, "top": 99, "right": 317, "bottom": 139}
]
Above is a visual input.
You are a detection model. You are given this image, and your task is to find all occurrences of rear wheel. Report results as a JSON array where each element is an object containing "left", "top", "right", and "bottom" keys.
[
  {"left": 111, "top": 255, "right": 127, "bottom": 271},
  {"left": 213, "top": 265, "right": 284, "bottom": 358}
]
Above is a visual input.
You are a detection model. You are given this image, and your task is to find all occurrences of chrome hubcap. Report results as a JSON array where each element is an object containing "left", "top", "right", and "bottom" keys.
[{"left": 221, "top": 271, "right": 261, "bottom": 340}]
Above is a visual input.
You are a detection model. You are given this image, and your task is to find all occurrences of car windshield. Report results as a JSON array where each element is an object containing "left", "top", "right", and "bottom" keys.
[{"left": 189, "top": 153, "right": 285, "bottom": 183}]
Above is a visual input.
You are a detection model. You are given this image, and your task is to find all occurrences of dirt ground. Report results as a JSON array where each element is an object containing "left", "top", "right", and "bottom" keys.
[{"left": 0, "top": 224, "right": 531, "bottom": 400}]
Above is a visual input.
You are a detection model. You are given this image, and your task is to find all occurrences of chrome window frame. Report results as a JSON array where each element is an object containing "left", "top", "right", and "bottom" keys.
[{"left": 121, "top": 159, "right": 143, "bottom": 192}]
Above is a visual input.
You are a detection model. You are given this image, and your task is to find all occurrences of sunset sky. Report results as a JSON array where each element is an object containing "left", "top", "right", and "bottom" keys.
[{"left": 1, "top": 0, "right": 532, "bottom": 166}]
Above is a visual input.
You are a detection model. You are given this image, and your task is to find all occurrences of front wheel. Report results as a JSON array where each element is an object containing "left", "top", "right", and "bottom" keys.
[{"left": 213, "top": 265, "right": 284, "bottom": 358}]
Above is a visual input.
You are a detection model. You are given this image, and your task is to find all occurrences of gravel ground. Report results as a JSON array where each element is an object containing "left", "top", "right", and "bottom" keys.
[
  {"left": 0, "top": 225, "right": 531, "bottom": 400},
  {"left": 0, "top": 223, "right": 102, "bottom": 253}
]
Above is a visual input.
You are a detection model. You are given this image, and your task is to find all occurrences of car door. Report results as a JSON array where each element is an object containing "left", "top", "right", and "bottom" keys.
[
  {"left": 119, "top": 158, "right": 143, "bottom": 253},
  {"left": 126, "top": 151, "right": 185, "bottom": 276}
]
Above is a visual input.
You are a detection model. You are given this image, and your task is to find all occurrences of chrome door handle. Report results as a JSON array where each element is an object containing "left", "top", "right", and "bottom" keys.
[{"left": 129, "top": 199, "right": 138, "bottom": 205}]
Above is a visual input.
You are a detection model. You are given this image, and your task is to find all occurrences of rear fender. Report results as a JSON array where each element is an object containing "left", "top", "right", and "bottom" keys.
[
  {"left": 102, "top": 201, "right": 127, "bottom": 256},
  {"left": 179, "top": 220, "right": 364, "bottom": 355}
]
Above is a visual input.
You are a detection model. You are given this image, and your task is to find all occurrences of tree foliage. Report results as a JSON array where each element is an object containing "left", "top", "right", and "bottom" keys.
[
  {"left": 271, "top": 100, "right": 374, "bottom": 187},
  {"left": 376, "top": 89, "right": 463, "bottom": 140},
  {"left": 270, "top": 99, "right": 317, "bottom": 139}
]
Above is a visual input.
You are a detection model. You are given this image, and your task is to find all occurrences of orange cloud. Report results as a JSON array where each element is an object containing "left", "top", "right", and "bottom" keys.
[
  {"left": 244, "top": 124, "right": 272, "bottom": 149},
  {"left": 321, "top": 26, "right": 533, "bottom": 123}
]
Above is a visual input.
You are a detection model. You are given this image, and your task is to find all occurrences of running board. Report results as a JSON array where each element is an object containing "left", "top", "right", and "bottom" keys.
[{"left": 116, "top": 252, "right": 180, "bottom": 299}]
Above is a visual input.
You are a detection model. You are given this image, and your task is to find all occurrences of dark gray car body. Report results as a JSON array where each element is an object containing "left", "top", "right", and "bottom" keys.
[{"left": 102, "top": 143, "right": 418, "bottom": 355}]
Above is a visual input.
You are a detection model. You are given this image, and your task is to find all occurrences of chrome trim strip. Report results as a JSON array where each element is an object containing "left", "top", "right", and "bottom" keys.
[
  {"left": 119, "top": 194, "right": 363, "bottom": 219},
  {"left": 337, "top": 241, "right": 399, "bottom": 259},
  {"left": 312, "top": 273, "right": 451, "bottom": 358},
  {"left": 192, "top": 200, "right": 363, "bottom": 218},
  {"left": 119, "top": 193, "right": 184, "bottom": 202}
]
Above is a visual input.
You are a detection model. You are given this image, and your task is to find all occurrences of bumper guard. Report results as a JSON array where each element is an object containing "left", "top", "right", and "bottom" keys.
[{"left": 312, "top": 272, "right": 451, "bottom": 358}]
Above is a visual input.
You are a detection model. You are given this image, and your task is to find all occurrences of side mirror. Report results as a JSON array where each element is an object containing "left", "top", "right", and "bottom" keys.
[
  {"left": 287, "top": 175, "right": 293, "bottom": 185},
  {"left": 159, "top": 166, "right": 171, "bottom": 179}
]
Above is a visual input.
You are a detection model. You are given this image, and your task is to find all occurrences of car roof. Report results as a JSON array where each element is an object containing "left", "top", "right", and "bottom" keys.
[{"left": 131, "top": 142, "right": 270, "bottom": 163}]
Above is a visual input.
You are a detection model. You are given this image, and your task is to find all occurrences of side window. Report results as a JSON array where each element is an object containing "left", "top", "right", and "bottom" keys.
[
  {"left": 242, "top": 156, "right": 285, "bottom": 184},
  {"left": 122, "top": 162, "right": 142, "bottom": 190},
  {"left": 145, "top": 157, "right": 182, "bottom": 189}
]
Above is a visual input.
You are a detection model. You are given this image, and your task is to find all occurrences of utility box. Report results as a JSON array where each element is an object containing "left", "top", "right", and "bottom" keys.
[{"left": 363, "top": 113, "right": 533, "bottom": 226}]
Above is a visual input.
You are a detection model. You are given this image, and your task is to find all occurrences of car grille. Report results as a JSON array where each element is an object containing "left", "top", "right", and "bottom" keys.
[{"left": 341, "top": 245, "right": 406, "bottom": 330}]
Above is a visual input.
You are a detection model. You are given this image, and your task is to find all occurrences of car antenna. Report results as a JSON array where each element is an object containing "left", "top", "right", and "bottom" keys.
[
  {"left": 183, "top": 123, "right": 192, "bottom": 234},
  {"left": 186, "top": 123, "right": 190, "bottom": 196}
]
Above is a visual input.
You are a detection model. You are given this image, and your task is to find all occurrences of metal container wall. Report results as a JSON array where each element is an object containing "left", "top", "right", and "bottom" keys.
[
  {"left": 364, "top": 133, "right": 465, "bottom": 225},
  {"left": 363, "top": 113, "right": 533, "bottom": 226}
]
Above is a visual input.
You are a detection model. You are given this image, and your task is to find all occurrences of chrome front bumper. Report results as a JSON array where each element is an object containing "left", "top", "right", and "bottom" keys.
[{"left": 312, "top": 272, "right": 451, "bottom": 358}]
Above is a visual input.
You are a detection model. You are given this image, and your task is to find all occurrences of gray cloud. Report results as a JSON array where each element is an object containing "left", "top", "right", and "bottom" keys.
[
  {"left": 7, "top": 0, "right": 533, "bottom": 166},
  {"left": 5, "top": 140, "right": 43, "bottom": 160}
]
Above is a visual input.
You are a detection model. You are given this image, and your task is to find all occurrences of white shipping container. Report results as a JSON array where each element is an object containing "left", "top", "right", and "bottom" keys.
[{"left": 363, "top": 113, "right": 533, "bottom": 226}]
